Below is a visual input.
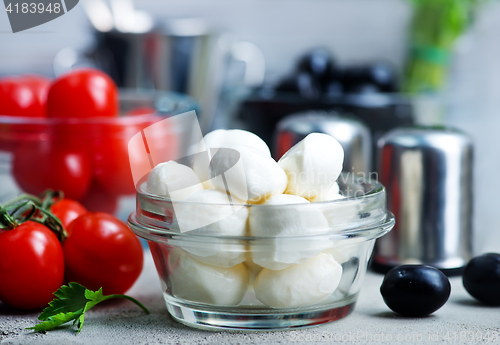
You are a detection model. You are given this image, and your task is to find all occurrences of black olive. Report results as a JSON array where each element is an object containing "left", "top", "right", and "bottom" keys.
[
  {"left": 296, "top": 72, "right": 322, "bottom": 100},
  {"left": 380, "top": 265, "right": 451, "bottom": 317},
  {"left": 275, "top": 76, "right": 300, "bottom": 93},
  {"left": 345, "top": 83, "right": 381, "bottom": 95},
  {"left": 463, "top": 253, "right": 500, "bottom": 306},
  {"left": 275, "top": 73, "right": 323, "bottom": 99},
  {"left": 297, "top": 48, "right": 335, "bottom": 82},
  {"left": 342, "top": 62, "right": 398, "bottom": 94},
  {"left": 341, "top": 66, "right": 368, "bottom": 93},
  {"left": 324, "top": 81, "right": 343, "bottom": 97},
  {"left": 367, "top": 62, "right": 398, "bottom": 92}
]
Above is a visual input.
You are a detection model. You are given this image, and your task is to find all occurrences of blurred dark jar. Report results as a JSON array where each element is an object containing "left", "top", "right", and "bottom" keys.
[
  {"left": 238, "top": 49, "right": 412, "bottom": 162},
  {"left": 239, "top": 91, "right": 413, "bottom": 169}
]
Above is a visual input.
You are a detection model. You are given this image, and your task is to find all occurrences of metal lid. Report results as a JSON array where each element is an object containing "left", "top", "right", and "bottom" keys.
[
  {"left": 273, "top": 111, "right": 372, "bottom": 175},
  {"left": 373, "top": 126, "right": 473, "bottom": 274}
]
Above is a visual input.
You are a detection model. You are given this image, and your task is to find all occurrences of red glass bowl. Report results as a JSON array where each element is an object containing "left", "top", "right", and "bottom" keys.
[{"left": 0, "top": 90, "right": 197, "bottom": 219}]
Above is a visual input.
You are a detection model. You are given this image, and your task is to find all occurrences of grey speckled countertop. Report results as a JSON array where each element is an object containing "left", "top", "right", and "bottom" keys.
[{"left": 1, "top": 251, "right": 499, "bottom": 345}]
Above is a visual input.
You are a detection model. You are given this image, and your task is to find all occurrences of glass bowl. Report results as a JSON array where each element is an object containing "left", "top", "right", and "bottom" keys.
[
  {"left": 128, "top": 174, "right": 394, "bottom": 331},
  {"left": 0, "top": 90, "right": 197, "bottom": 220}
]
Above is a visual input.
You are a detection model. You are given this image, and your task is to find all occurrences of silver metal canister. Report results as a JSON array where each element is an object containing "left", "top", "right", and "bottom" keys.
[
  {"left": 273, "top": 111, "right": 372, "bottom": 175},
  {"left": 54, "top": 18, "right": 265, "bottom": 133},
  {"left": 373, "top": 126, "right": 473, "bottom": 275}
]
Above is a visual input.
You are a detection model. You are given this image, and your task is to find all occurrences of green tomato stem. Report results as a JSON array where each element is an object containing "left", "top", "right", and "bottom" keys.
[
  {"left": 0, "top": 200, "right": 37, "bottom": 229},
  {"left": 2, "top": 194, "right": 42, "bottom": 208},
  {"left": 0, "top": 193, "right": 68, "bottom": 242},
  {"left": 28, "top": 208, "right": 67, "bottom": 242},
  {"left": 39, "top": 190, "right": 65, "bottom": 210}
]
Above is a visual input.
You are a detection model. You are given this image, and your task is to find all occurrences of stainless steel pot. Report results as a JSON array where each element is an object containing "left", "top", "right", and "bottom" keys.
[{"left": 54, "top": 18, "right": 265, "bottom": 133}]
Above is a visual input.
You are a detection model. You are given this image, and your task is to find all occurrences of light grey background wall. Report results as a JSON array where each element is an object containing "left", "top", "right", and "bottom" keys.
[
  {"left": 1, "top": 0, "right": 500, "bottom": 254},
  {"left": 1, "top": 0, "right": 411, "bottom": 78}
]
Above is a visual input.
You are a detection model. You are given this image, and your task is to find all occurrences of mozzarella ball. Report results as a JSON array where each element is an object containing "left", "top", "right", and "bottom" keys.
[
  {"left": 243, "top": 254, "right": 263, "bottom": 286},
  {"left": 323, "top": 237, "right": 366, "bottom": 264},
  {"left": 209, "top": 145, "right": 287, "bottom": 204},
  {"left": 310, "top": 182, "right": 343, "bottom": 202},
  {"left": 278, "top": 133, "right": 344, "bottom": 200},
  {"left": 249, "top": 194, "right": 332, "bottom": 270},
  {"left": 320, "top": 198, "right": 361, "bottom": 230},
  {"left": 147, "top": 161, "right": 204, "bottom": 200},
  {"left": 170, "top": 189, "right": 248, "bottom": 267},
  {"left": 192, "top": 129, "right": 270, "bottom": 188},
  {"left": 168, "top": 248, "right": 249, "bottom": 305},
  {"left": 254, "top": 253, "right": 343, "bottom": 308}
]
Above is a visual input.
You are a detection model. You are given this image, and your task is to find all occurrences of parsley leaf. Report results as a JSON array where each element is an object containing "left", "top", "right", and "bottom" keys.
[
  {"left": 29, "top": 311, "right": 83, "bottom": 332},
  {"left": 39, "top": 283, "right": 88, "bottom": 320},
  {"left": 28, "top": 283, "right": 149, "bottom": 333}
]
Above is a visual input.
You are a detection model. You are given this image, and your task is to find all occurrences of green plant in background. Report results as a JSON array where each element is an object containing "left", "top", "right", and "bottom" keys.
[{"left": 404, "top": 0, "right": 480, "bottom": 93}]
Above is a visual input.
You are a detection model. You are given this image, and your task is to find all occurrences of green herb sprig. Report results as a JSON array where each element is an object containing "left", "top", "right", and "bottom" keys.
[{"left": 27, "top": 283, "right": 149, "bottom": 333}]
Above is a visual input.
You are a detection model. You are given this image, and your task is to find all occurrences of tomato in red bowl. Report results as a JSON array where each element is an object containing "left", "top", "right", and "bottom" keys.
[{"left": 0, "top": 89, "right": 197, "bottom": 220}]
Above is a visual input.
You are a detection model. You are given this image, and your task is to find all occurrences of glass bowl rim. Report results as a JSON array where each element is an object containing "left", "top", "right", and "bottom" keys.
[
  {"left": 130, "top": 174, "right": 393, "bottom": 241},
  {"left": 0, "top": 89, "right": 197, "bottom": 124},
  {"left": 136, "top": 174, "right": 385, "bottom": 208},
  {"left": 128, "top": 211, "right": 395, "bottom": 241}
]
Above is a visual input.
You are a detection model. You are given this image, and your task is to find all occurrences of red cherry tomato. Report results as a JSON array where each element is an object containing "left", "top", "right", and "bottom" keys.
[
  {"left": 148, "top": 242, "right": 169, "bottom": 283},
  {"left": 47, "top": 69, "right": 118, "bottom": 118},
  {"left": 13, "top": 141, "right": 92, "bottom": 200},
  {"left": 0, "top": 221, "right": 65, "bottom": 310},
  {"left": 79, "top": 182, "right": 119, "bottom": 214},
  {"left": 63, "top": 212, "right": 143, "bottom": 295},
  {"left": 50, "top": 199, "right": 87, "bottom": 231},
  {"left": 24, "top": 75, "right": 50, "bottom": 107},
  {"left": 125, "top": 107, "right": 156, "bottom": 116},
  {"left": 92, "top": 124, "right": 141, "bottom": 196},
  {"left": 0, "top": 75, "right": 50, "bottom": 117},
  {"left": 93, "top": 116, "right": 177, "bottom": 196}
]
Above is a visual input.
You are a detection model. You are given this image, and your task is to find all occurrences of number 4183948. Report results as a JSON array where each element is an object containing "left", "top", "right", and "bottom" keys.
[
  {"left": 5, "top": 2, "right": 61, "bottom": 14},
  {"left": 443, "top": 331, "right": 498, "bottom": 342}
]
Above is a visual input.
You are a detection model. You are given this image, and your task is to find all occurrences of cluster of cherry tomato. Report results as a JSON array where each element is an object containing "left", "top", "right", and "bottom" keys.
[
  {"left": 0, "top": 191, "right": 144, "bottom": 310},
  {"left": 0, "top": 69, "right": 158, "bottom": 212}
]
